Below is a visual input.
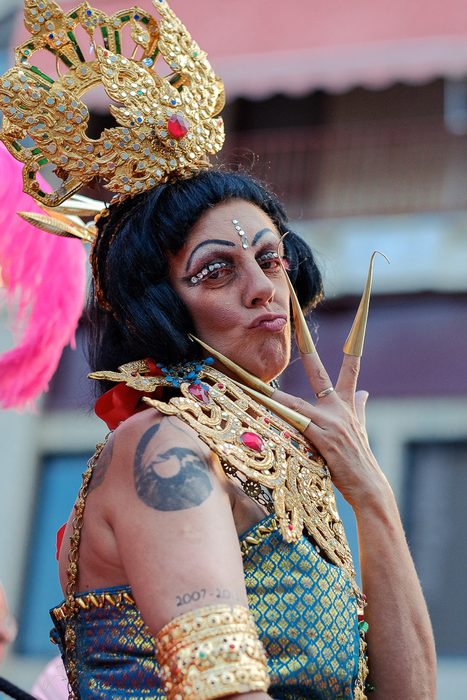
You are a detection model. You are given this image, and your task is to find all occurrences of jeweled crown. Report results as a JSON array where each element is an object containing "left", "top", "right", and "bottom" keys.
[{"left": 0, "top": 0, "right": 225, "bottom": 206}]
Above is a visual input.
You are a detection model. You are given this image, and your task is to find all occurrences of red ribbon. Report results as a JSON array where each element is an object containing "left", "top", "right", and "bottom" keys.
[
  {"left": 56, "top": 523, "right": 66, "bottom": 561},
  {"left": 94, "top": 358, "right": 163, "bottom": 430}
]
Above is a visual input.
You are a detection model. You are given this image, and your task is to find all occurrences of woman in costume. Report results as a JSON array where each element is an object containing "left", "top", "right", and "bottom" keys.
[{"left": 0, "top": 0, "right": 435, "bottom": 698}]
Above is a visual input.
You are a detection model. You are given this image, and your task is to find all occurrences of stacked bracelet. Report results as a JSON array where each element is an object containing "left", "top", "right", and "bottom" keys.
[{"left": 155, "top": 605, "right": 270, "bottom": 699}]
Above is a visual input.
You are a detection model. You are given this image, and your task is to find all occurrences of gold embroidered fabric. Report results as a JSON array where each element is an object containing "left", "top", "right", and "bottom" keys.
[
  {"left": 50, "top": 516, "right": 367, "bottom": 699},
  {"left": 242, "top": 516, "right": 367, "bottom": 699}
]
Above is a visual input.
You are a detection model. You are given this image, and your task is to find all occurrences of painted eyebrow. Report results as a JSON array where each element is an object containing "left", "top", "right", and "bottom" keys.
[
  {"left": 185, "top": 228, "right": 278, "bottom": 272},
  {"left": 186, "top": 239, "right": 235, "bottom": 272},
  {"left": 252, "top": 228, "right": 277, "bottom": 246}
]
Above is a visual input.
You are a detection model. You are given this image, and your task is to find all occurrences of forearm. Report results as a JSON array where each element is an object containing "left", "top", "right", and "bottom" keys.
[{"left": 355, "top": 485, "right": 436, "bottom": 699}]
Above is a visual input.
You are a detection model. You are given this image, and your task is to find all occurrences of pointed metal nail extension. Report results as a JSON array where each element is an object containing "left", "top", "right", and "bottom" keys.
[
  {"left": 230, "top": 380, "right": 310, "bottom": 433},
  {"left": 189, "top": 334, "right": 275, "bottom": 397},
  {"left": 279, "top": 233, "right": 316, "bottom": 354},
  {"left": 343, "top": 251, "right": 390, "bottom": 357}
]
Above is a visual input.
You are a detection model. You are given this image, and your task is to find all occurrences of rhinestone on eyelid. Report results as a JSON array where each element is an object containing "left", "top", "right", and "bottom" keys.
[{"left": 190, "top": 261, "right": 226, "bottom": 284}]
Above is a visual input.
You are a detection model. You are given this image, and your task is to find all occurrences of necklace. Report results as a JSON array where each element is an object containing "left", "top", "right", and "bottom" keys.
[
  {"left": 147, "top": 367, "right": 358, "bottom": 584},
  {"left": 92, "top": 359, "right": 361, "bottom": 601}
]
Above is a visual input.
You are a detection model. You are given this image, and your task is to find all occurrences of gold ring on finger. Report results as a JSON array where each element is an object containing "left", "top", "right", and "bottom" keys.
[{"left": 316, "top": 386, "right": 335, "bottom": 399}]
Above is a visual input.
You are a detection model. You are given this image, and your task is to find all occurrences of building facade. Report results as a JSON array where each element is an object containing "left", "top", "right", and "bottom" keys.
[{"left": 1, "top": 1, "right": 467, "bottom": 696}]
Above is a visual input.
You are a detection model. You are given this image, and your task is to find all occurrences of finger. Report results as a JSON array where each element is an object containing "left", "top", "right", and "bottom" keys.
[
  {"left": 270, "top": 387, "right": 328, "bottom": 429},
  {"left": 300, "top": 351, "right": 336, "bottom": 400},
  {"left": 278, "top": 245, "right": 335, "bottom": 399},
  {"left": 355, "top": 390, "right": 369, "bottom": 428},
  {"left": 336, "top": 354, "right": 361, "bottom": 400}
]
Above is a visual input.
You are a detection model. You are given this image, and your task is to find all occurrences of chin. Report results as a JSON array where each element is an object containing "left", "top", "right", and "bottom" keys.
[{"left": 243, "top": 334, "right": 291, "bottom": 383}]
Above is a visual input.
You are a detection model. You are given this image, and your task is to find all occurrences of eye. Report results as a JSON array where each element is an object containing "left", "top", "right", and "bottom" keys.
[
  {"left": 257, "top": 251, "right": 281, "bottom": 271},
  {"left": 189, "top": 261, "right": 231, "bottom": 285},
  {"left": 206, "top": 265, "right": 228, "bottom": 280}
]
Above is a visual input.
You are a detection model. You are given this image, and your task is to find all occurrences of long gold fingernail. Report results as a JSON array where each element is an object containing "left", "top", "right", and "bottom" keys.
[
  {"left": 189, "top": 334, "right": 275, "bottom": 397},
  {"left": 279, "top": 234, "right": 316, "bottom": 354},
  {"left": 231, "top": 380, "right": 310, "bottom": 433},
  {"left": 343, "top": 251, "right": 390, "bottom": 357}
]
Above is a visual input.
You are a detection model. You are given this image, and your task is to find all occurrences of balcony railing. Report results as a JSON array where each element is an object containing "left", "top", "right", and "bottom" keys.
[{"left": 223, "top": 118, "right": 467, "bottom": 219}]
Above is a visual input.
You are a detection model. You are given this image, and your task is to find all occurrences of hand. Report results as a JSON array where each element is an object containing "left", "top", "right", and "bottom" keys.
[{"left": 271, "top": 351, "right": 389, "bottom": 510}]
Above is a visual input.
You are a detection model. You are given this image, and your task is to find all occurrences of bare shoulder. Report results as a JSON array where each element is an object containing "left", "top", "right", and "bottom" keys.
[
  {"left": 104, "top": 407, "right": 219, "bottom": 513},
  {"left": 79, "top": 410, "right": 253, "bottom": 631},
  {"left": 115, "top": 406, "right": 210, "bottom": 453},
  {"left": 130, "top": 410, "right": 216, "bottom": 512}
]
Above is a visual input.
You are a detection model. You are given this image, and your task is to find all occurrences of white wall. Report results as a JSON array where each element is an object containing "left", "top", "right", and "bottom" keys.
[{"left": 294, "top": 210, "right": 467, "bottom": 297}]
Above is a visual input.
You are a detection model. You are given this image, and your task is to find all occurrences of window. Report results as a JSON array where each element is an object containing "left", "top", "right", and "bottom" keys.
[
  {"left": 17, "top": 454, "right": 90, "bottom": 656},
  {"left": 404, "top": 440, "right": 467, "bottom": 657}
]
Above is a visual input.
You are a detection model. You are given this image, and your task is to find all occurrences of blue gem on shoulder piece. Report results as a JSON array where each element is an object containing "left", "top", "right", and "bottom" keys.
[{"left": 157, "top": 357, "right": 214, "bottom": 388}]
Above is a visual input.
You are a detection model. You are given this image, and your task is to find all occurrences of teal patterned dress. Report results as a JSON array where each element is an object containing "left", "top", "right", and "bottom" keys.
[{"left": 50, "top": 514, "right": 362, "bottom": 699}]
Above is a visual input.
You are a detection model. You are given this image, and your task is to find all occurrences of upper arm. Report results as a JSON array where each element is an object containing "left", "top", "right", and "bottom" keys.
[{"left": 109, "top": 410, "right": 247, "bottom": 636}]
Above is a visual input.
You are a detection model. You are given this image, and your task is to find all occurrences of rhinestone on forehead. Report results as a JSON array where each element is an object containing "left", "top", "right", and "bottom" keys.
[{"left": 231, "top": 219, "right": 249, "bottom": 250}]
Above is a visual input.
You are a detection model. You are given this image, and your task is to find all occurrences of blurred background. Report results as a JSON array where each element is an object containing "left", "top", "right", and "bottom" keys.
[{"left": 0, "top": 0, "right": 466, "bottom": 696}]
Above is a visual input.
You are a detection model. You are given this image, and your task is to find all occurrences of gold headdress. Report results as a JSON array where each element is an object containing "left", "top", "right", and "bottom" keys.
[
  {"left": 0, "top": 0, "right": 225, "bottom": 408},
  {"left": 0, "top": 0, "right": 225, "bottom": 209}
]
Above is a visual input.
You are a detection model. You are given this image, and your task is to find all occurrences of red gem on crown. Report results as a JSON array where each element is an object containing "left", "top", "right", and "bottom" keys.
[{"left": 167, "top": 113, "right": 189, "bottom": 139}]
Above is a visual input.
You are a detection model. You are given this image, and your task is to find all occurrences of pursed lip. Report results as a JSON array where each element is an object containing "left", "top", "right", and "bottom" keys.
[{"left": 248, "top": 313, "right": 288, "bottom": 330}]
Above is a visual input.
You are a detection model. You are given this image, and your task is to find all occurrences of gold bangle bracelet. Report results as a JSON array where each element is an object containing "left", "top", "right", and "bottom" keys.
[{"left": 155, "top": 605, "right": 270, "bottom": 699}]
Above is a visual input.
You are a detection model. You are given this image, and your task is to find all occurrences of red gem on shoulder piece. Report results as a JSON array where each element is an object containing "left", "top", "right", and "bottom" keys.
[
  {"left": 240, "top": 431, "right": 264, "bottom": 453},
  {"left": 188, "top": 383, "right": 210, "bottom": 404},
  {"left": 167, "top": 113, "right": 189, "bottom": 139}
]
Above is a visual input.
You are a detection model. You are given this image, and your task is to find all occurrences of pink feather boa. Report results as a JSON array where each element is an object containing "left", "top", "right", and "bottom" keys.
[{"left": 0, "top": 143, "right": 87, "bottom": 409}]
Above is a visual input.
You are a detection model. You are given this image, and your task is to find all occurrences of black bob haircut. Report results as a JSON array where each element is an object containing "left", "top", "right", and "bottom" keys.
[{"left": 87, "top": 169, "right": 323, "bottom": 393}]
